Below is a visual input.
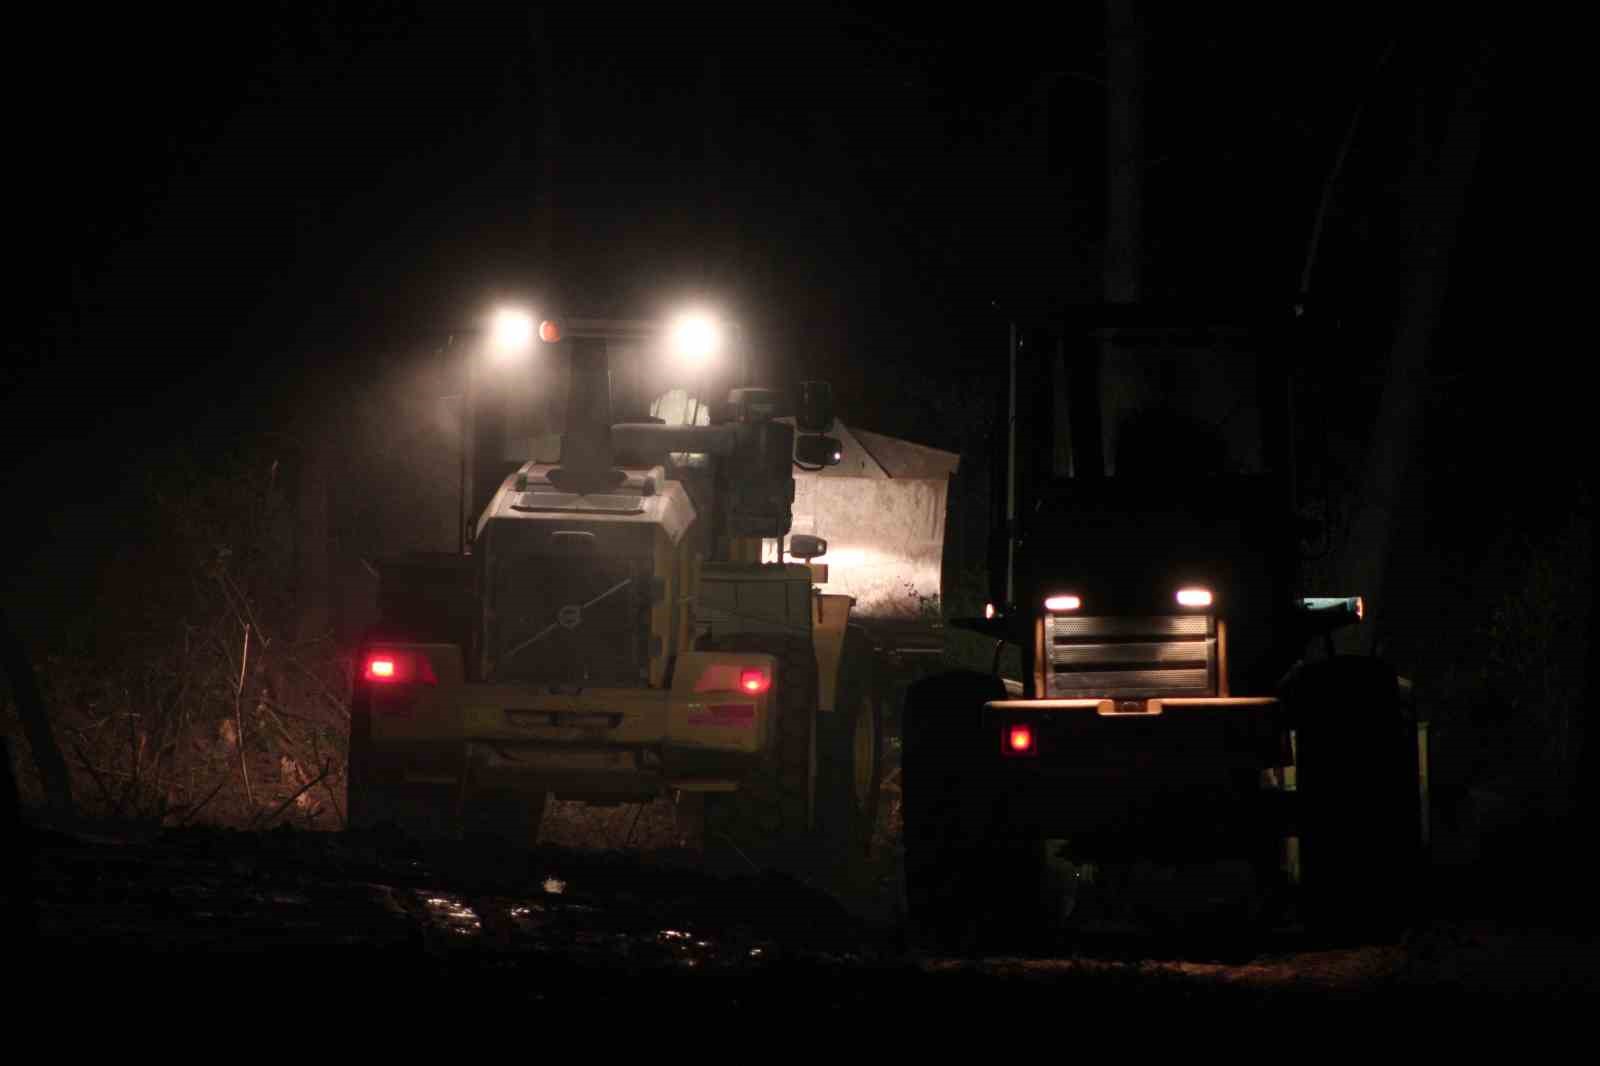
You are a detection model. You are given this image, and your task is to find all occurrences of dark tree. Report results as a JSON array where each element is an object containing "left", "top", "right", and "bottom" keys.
[{"left": 0, "top": 606, "right": 75, "bottom": 823}]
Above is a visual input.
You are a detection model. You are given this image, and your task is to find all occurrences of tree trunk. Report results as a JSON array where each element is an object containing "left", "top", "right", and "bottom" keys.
[
  {"left": 1103, "top": 0, "right": 1143, "bottom": 307},
  {"left": 1338, "top": 49, "right": 1488, "bottom": 657},
  {"left": 294, "top": 442, "right": 331, "bottom": 646},
  {"left": 1097, "top": 0, "right": 1144, "bottom": 476},
  {"left": 0, "top": 606, "right": 75, "bottom": 823},
  {"left": 1575, "top": 505, "right": 1599, "bottom": 920}
]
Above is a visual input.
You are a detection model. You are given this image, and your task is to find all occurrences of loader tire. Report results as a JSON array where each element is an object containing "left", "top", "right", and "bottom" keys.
[
  {"left": 461, "top": 787, "right": 547, "bottom": 850},
  {"left": 702, "top": 634, "right": 817, "bottom": 873},
  {"left": 346, "top": 754, "right": 460, "bottom": 842},
  {"left": 815, "top": 626, "right": 884, "bottom": 875},
  {"left": 346, "top": 697, "right": 460, "bottom": 843},
  {"left": 899, "top": 669, "right": 1006, "bottom": 952},
  {"left": 1283, "top": 655, "right": 1422, "bottom": 943}
]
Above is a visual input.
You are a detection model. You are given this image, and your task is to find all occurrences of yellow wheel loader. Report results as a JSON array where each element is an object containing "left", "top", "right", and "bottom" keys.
[{"left": 346, "top": 316, "right": 883, "bottom": 873}]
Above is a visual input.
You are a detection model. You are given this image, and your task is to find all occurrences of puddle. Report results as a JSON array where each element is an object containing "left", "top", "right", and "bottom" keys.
[
  {"left": 656, "top": 928, "right": 721, "bottom": 967},
  {"left": 417, "top": 891, "right": 483, "bottom": 936}
]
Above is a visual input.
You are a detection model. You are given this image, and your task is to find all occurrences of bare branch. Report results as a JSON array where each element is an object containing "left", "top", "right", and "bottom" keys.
[
  {"left": 250, "top": 766, "right": 331, "bottom": 830},
  {"left": 69, "top": 740, "right": 120, "bottom": 816},
  {"left": 255, "top": 699, "right": 299, "bottom": 748},
  {"left": 124, "top": 719, "right": 145, "bottom": 814},
  {"left": 255, "top": 694, "right": 336, "bottom": 726},
  {"left": 311, "top": 735, "right": 346, "bottom": 827},
  {"left": 221, "top": 571, "right": 273, "bottom": 650},
  {"left": 234, "top": 622, "right": 255, "bottom": 807},
  {"left": 177, "top": 775, "right": 229, "bottom": 826},
  {"left": 282, "top": 654, "right": 352, "bottom": 720}
]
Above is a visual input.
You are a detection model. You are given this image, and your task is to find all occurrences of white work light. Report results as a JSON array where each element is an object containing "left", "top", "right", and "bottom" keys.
[
  {"left": 489, "top": 308, "right": 536, "bottom": 360},
  {"left": 669, "top": 311, "right": 724, "bottom": 367}
]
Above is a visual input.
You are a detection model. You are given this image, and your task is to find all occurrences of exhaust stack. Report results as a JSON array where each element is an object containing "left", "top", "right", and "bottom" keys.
[{"left": 549, "top": 337, "right": 626, "bottom": 495}]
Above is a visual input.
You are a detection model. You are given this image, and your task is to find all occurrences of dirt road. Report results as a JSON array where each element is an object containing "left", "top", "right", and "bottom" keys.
[{"left": 10, "top": 821, "right": 1594, "bottom": 1024}]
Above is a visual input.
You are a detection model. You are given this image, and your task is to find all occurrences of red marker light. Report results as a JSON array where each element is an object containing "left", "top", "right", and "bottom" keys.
[
  {"left": 539, "top": 320, "right": 561, "bottom": 342},
  {"left": 739, "top": 668, "right": 771, "bottom": 695},
  {"left": 1008, "top": 725, "right": 1034, "bottom": 753},
  {"left": 361, "top": 651, "right": 438, "bottom": 685}
]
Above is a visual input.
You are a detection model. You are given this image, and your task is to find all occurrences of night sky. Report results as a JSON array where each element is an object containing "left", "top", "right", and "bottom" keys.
[{"left": 2, "top": 5, "right": 1559, "bottom": 632}]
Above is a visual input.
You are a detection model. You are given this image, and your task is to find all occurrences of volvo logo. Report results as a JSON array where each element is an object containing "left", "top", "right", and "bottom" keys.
[{"left": 557, "top": 604, "right": 582, "bottom": 629}]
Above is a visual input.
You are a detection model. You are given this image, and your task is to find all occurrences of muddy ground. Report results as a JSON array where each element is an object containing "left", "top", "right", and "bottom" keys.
[{"left": 9, "top": 813, "right": 1596, "bottom": 1025}]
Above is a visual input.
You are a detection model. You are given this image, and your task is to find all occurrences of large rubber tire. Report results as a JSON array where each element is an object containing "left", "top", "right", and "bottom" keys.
[
  {"left": 460, "top": 786, "right": 547, "bottom": 849},
  {"left": 900, "top": 669, "right": 1007, "bottom": 952},
  {"left": 1283, "top": 655, "right": 1423, "bottom": 943},
  {"left": 346, "top": 678, "right": 464, "bottom": 843},
  {"left": 701, "top": 634, "right": 817, "bottom": 872},
  {"left": 815, "top": 627, "right": 884, "bottom": 873},
  {"left": 345, "top": 739, "right": 461, "bottom": 842}
]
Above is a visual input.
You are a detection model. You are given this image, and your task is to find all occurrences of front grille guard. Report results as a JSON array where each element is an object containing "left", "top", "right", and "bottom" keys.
[{"left": 1044, "top": 614, "right": 1216, "bottom": 699}]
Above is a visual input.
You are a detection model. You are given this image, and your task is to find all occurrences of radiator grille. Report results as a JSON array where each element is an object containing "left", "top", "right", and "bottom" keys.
[
  {"left": 1045, "top": 614, "right": 1216, "bottom": 698},
  {"left": 489, "top": 552, "right": 649, "bottom": 686}
]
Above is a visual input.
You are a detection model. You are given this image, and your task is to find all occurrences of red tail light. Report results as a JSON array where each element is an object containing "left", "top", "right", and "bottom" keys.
[
  {"left": 1006, "top": 725, "right": 1035, "bottom": 754},
  {"left": 739, "top": 668, "right": 771, "bottom": 695},
  {"left": 362, "top": 650, "right": 438, "bottom": 685}
]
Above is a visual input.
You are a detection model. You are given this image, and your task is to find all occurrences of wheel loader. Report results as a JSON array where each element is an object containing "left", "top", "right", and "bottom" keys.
[
  {"left": 346, "top": 315, "right": 884, "bottom": 872},
  {"left": 900, "top": 304, "right": 1429, "bottom": 948}
]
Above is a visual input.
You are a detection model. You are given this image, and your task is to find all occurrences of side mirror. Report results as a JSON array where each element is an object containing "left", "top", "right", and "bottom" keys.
[
  {"left": 788, "top": 534, "right": 828, "bottom": 561},
  {"left": 797, "top": 381, "right": 834, "bottom": 433},
  {"left": 795, "top": 434, "right": 842, "bottom": 467}
]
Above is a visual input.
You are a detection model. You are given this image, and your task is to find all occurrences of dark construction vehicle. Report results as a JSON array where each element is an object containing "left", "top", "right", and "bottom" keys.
[
  {"left": 901, "top": 305, "right": 1428, "bottom": 946},
  {"left": 346, "top": 314, "right": 887, "bottom": 873}
]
